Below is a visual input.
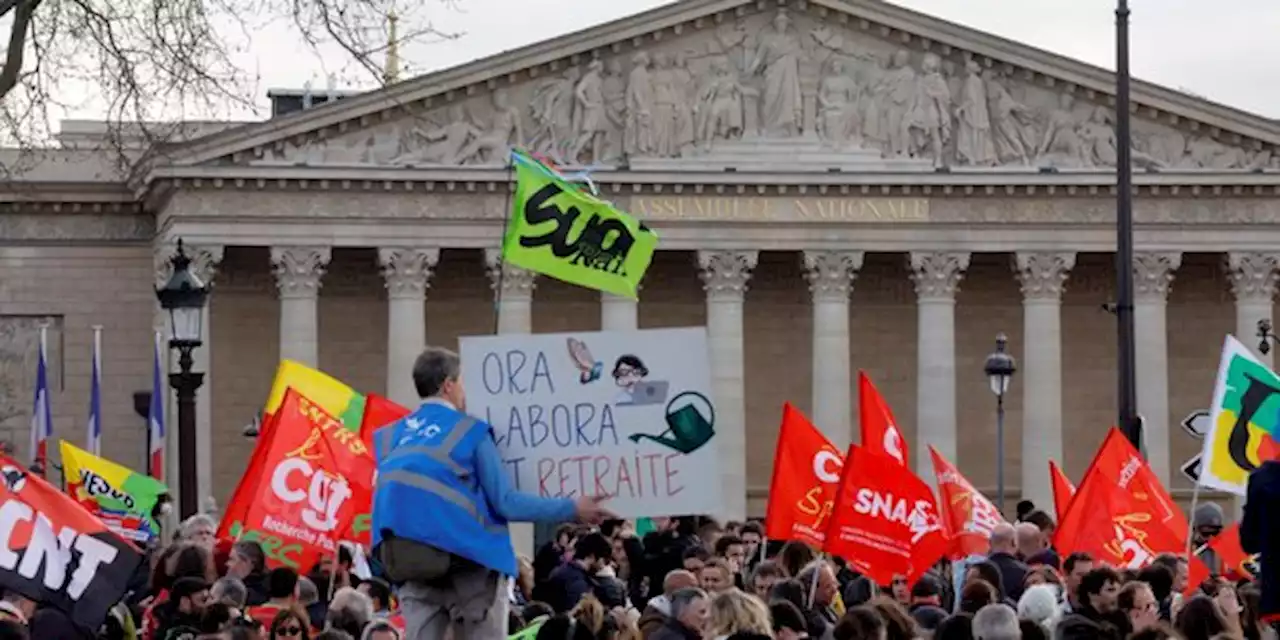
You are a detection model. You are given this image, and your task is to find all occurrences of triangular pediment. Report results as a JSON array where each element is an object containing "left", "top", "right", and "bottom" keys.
[{"left": 158, "top": 0, "right": 1280, "bottom": 174}]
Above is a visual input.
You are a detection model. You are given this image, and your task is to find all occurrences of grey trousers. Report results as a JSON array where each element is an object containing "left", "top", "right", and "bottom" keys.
[{"left": 398, "top": 564, "right": 509, "bottom": 640}]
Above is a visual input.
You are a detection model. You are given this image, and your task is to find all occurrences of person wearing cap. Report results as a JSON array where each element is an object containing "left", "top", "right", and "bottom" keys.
[
  {"left": 908, "top": 575, "right": 948, "bottom": 632},
  {"left": 1192, "top": 502, "right": 1226, "bottom": 575}
]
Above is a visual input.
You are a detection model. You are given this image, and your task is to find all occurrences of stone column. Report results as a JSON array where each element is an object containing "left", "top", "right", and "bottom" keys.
[
  {"left": 484, "top": 249, "right": 538, "bottom": 558},
  {"left": 1134, "top": 252, "right": 1182, "bottom": 486},
  {"left": 271, "top": 247, "right": 331, "bottom": 368},
  {"left": 803, "top": 251, "right": 863, "bottom": 448},
  {"left": 601, "top": 292, "right": 639, "bottom": 331},
  {"left": 1015, "top": 252, "right": 1075, "bottom": 510},
  {"left": 154, "top": 243, "right": 223, "bottom": 517},
  {"left": 698, "top": 250, "right": 758, "bottom": 521},
  {"left": 379, "top": 248, "right": 439, "bottom": 406},
  {"left": 1227, "top": 252, "right": 1280, "bottom": 368},
  {"left": 910, "top": 252, "right": 969, "bottom": 478}
]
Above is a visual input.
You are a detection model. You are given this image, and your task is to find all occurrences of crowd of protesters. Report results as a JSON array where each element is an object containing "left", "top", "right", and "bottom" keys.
[{"left": 0, "top": 499, "right": 1266, "bottom": 639}]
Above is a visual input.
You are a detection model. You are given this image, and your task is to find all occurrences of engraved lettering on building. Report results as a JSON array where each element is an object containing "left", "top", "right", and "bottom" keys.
[{"left": 630, "top": 197, "right": 930, "bottom": 222}]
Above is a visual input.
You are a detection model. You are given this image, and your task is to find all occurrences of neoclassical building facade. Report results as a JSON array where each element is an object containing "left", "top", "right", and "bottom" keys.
[{"left": 3, "top": 0, "right": 1280, "bottom": 526}]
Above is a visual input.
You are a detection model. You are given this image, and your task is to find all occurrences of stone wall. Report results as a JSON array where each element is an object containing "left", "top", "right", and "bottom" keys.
[{"left": 0, "top": 245, "right": 156, "bottom": 470}]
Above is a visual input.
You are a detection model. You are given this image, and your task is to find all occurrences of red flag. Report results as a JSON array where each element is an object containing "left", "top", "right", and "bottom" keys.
[
  {"left": 1207, "top": 524, "right": 1258, "bottom": 581},
  {"left": 1184, "top": 555, "right": 1212, "bottom": 597},
  {"left": 859, "top": 372, "right": 908, "bottom": 467},
  {"left": 218, "top": 389, "right": 376, "bottom": 571},
  {"left": 764, "top": 403, "right": 844, "bottom": 548},
  {"left": 1054, "top": 428, "right": 1186, "bottom": 569},
  {"left": 1049, "top": 460, "right": 1076, "bottom": 522},
  {"left": 930, "top": 446, "right": 1006, "bottom": 559},
  {"left": 825, "top": 445, "right": 949, "bottom": 586},
  {"left": 359, "top": 393, "right": 410, "bottom": 444}
]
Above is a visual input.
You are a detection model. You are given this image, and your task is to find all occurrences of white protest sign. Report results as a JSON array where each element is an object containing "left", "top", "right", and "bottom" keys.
[{"left": 460, "top": 327, "right": 718, "bottom": 518}]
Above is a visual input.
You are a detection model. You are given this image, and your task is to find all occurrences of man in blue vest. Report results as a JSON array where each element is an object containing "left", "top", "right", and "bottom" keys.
[{"left": 373, "top": 346, "right": 612, "bottom": 640}]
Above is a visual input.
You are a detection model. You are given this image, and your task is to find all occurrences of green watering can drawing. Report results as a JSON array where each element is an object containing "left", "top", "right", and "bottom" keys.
[{"left": 627, "top": 391, "right": 715, "bottom": 455}]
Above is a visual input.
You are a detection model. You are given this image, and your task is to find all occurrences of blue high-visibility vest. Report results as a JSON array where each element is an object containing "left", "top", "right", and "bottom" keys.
[{"left": 372, "top": 402, "right": 516, "bottom": 576}]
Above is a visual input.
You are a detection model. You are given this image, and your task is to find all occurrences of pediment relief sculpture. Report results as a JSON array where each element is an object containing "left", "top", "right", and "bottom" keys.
[{"left": 263, "top": 4, "right": 1275, "bottom": 173}]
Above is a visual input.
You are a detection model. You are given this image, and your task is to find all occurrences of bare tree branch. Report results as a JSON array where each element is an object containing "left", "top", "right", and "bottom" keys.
[{"left": 0, "top": 0, "right": 465, "bottom": 170}]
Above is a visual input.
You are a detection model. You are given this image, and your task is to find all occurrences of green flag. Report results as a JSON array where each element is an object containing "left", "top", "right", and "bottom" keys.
[{"left": 503, "top": 151, "right": 657, "bottom": 298}]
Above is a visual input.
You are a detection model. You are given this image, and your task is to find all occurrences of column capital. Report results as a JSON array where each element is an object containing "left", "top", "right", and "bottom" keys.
[
  {"left": 698, "top": 250, "right": 758, "bottom": 300},
  {"left": 1133, "top": 252, "right": 1183, "bottom": 302},
  {"left": 154, "top": 242, "right": 224, "bottom": 288},
  {"left": 378, "top": 247, "right": 440, "bottom": 299},
  {"left": 271, "top": 246, "right": 331, "bottom": 298},
  {"left": 1015, "top": 252, "right": 1076, "bottom": 301},
  {"left": 484, "top": 248, "right": 537, "bottom": 299},
  {"left": 1227, "top": 252, "right": 1280, "bottom": 303},
  {"left": 803, "top": 251, "right": 864, "bottom": 301},
  {"left": 910, "top": 251, "right": 970, "bottom": 301}
]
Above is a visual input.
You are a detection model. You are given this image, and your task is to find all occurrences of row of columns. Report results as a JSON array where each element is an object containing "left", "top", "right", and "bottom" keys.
[{"left": 170, "top": 245, "right": 1280, "bottom": 518}]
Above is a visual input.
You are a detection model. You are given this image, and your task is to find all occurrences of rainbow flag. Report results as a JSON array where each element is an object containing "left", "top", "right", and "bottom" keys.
[{"left": 60, "top": 441, "right": 168, "bottom": 543}]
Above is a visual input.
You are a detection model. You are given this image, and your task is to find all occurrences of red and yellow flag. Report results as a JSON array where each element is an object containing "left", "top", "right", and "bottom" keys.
[{"left": 764, "top": 403, "right": 843, "bottom": 548}]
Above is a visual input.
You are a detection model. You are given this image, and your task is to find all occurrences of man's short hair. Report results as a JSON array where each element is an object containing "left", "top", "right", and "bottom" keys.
[
  {"left": 701, "top": 558, "right": 732, "bottom": 578},
  {"left": 714, "top": 535, "right": 743, "bottom": 557},
  {"left": 740, "top": 521, "right": 764, "bottom": 538},
  {"left": 573, "top": 533, "right": 612, "bottom": 561},
  {"left": 669, "top": 587, "right": 707, "bottom": 619},
  {"left": 972, "top": 603, "right": 1020, "bottom": 640},
  {"left": 211, "top": 577, "right": 248, "bottom": 608},
  {"left": 750, "top": 561, "right": 786, "bottom": 583},
  {"left": 1064, "top": 551, "right": 1094, "bottom": 574},
  {"left": 267, "top": 567, "right": 299, "bottom": 599},
  {"left": 179, "top": 513, "right": 216, "bottom": 539},
  {"left": 412, "top": 347, "right": 460, "bottom": 399},
  {"left": 682, "top": 545, "right": 711, "bottom": 562},
  {"left": 1024, "top": 510, "right": 1055, "bottom": 532},
  {"left": 1076, "top": 566, "right": 1121, "bottom": 605},
  {"left": 769, "top": 600, "right": 806, "bottom": 633},
  {"left": 362, "top": 577, "right": 392, "bottom": 609},
  {"left": 911, "top": 574, "right": 941, "bottom": 600}
]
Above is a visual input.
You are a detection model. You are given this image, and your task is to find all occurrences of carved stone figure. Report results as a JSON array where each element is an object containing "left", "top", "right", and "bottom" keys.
[
  {"left": 880, "top": 50, "right": 918, "bottom": 157},
  {"left": 817, "top": 59, "right": 858, "bottom": 147},
  {"left": 1078, "top": 105, "right": 1117, "bottom": 167},
  {"left": 625, "top": 52, "right": 656, "bottom": 157},
  {"left": 651, "top": 53, "right": 678, "bottom": 157},
  {"left": 696, "top": 56, "right": 745, "bottom": 148},
  {"left": 529, "top": 68, "right": 579, "bottom": 158},
  {"left": 858, "top": 53, "right": 889, "bottom": 151},
  {"left": 748, "top": 9, "right": 804, "bottom": 138},
  {"left": 1188, "top": 135, "right": 1245, "bottom": 169},
  {"left": 671, "top": 53, "right": 697, "bottom": 157},
  {"left": 986, "top": 73, "right": 1035, "bottom": 165},
  {"left": 602, "top": 59, "right": 627, "bottom": 162},
  {"left": 458, "top": 89, "right": 523, "bottom": 165},
  {"left": 395, "top": 105, "right": 478, "bottom": 165},
  {"left": 1036, "top": 93, "right": 1089, "bottom": 168},
  {"left": 954, "top": 58, "right": 996, "bottom": 166},
  {"left": 910, "top": 53, "right": 951, "bottom": 168},
  {"left": 568, "top": 60, "right": 608, "bottom": 164}
]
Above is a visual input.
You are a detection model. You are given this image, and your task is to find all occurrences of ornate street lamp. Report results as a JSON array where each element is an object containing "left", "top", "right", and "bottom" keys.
[
  {"left": 1258, "top": 319, "right": 1278, "bottom": 355},
  {"left": 155, "top": 239, "right": 209, "bottom": 518},
  {"left": 984, "top": 333, "right": 1017, "bottom": 514}
]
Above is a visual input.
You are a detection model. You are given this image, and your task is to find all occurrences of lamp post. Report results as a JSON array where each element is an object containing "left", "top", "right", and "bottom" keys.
[
  {"left": 1114, "top": 0, "right": 1142, "bottom": 451},
  {"left": 155, "top": 239, "right": 209, "bottom": 519},
  {"left": 984, "top": 334, "right": 1017, "bottom": 514}
]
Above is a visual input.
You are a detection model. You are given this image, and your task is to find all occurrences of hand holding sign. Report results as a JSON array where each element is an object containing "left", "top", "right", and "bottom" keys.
[{"left": 575, "top": 494, "right": 615, "bottom": 525}]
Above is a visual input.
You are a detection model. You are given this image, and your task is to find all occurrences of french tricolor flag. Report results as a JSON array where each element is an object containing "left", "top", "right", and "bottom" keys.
[
  {"left": 86, "top": 326, "right": 102, "bottom": 456},
  {"left": 148, "top": 332, "right": 165, "bottom": 480},
  {"left": 29, "top": 326, "right": 52, "bottom": 474}
]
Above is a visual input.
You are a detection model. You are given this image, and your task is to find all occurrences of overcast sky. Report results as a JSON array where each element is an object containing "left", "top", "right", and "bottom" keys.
[{"left": 67, "top": 0, "right": 1280, "bottom": 123}]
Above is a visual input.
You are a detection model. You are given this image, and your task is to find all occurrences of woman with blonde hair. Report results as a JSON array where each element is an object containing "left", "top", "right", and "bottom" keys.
[{"left": 707, "top": 589, "right": 773, "bottom": 639}]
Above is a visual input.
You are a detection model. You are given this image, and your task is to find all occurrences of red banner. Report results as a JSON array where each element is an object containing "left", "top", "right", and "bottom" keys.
[
  {"left": 1207, "top": 524, "right": 1257, "bottom": 581},
  {"left": 930, "top": 446, "right": 1005, "bottom": 559},
  {"left": 859, "top": 372, "right": 908, "bottom": 467},
  {"left": 218, "top": 389, "right": 375, "bottom": 571},
  {"left": 825, "top": 446, "right": 948, "bottom": 586},
  {"left": 1049, "top": 460, "right": 1076, "bottom": 522},
  {"left": 764, "top": 404, "right": 843, "bottom": 548},
  {"left": 1054, "top": 429, "right": 1186, "bottom": 570}
]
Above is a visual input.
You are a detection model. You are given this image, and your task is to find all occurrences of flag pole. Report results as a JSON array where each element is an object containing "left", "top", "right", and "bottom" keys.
[
  {"left": 1185, "top": 480, "right": 1204, "bottom": 559},
  {"left": 90, "top": 325, "right": 103, "bottom": 456}
]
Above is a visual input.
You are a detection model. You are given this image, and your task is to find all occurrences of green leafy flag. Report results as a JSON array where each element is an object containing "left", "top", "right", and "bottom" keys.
[{"left": 503, "top": 151, "right": 657, "bottom": 298}]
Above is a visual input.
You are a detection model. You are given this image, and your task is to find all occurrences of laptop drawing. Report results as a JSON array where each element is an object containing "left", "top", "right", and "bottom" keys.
[{"left": 626, "top": 381, "right": 670, "bottom": 406}]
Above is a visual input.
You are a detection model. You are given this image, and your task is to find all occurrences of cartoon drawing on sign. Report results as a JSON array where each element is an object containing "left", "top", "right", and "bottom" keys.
[
  {"left": 567, "top": 338, "right": 603, "bottom": 384},
  {"left": 613, "top": 355, "right": 669, "bottom": 406},
  {"left": 628, "top": 391, "right": 716, "bottom": 455}
]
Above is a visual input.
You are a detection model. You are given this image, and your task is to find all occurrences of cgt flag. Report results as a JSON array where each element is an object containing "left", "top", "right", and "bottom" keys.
[
  {"left": 0, "top": 454, "right": 142, "bottom": 630},
  {"left": 1049, "top": 460, "right": 1076, "bottom": 523},
  {"left": 930, "top": 447, "right": 1006, "bottom": 559},
  {"left": 859, "top": 372, "right": 908, "bottom": 467},
  {"left": 503, "top": 150, "right": 657, "bottom": 299},
  {"left": 764, "top": 403, "right": 844, "bottom": 548}
]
